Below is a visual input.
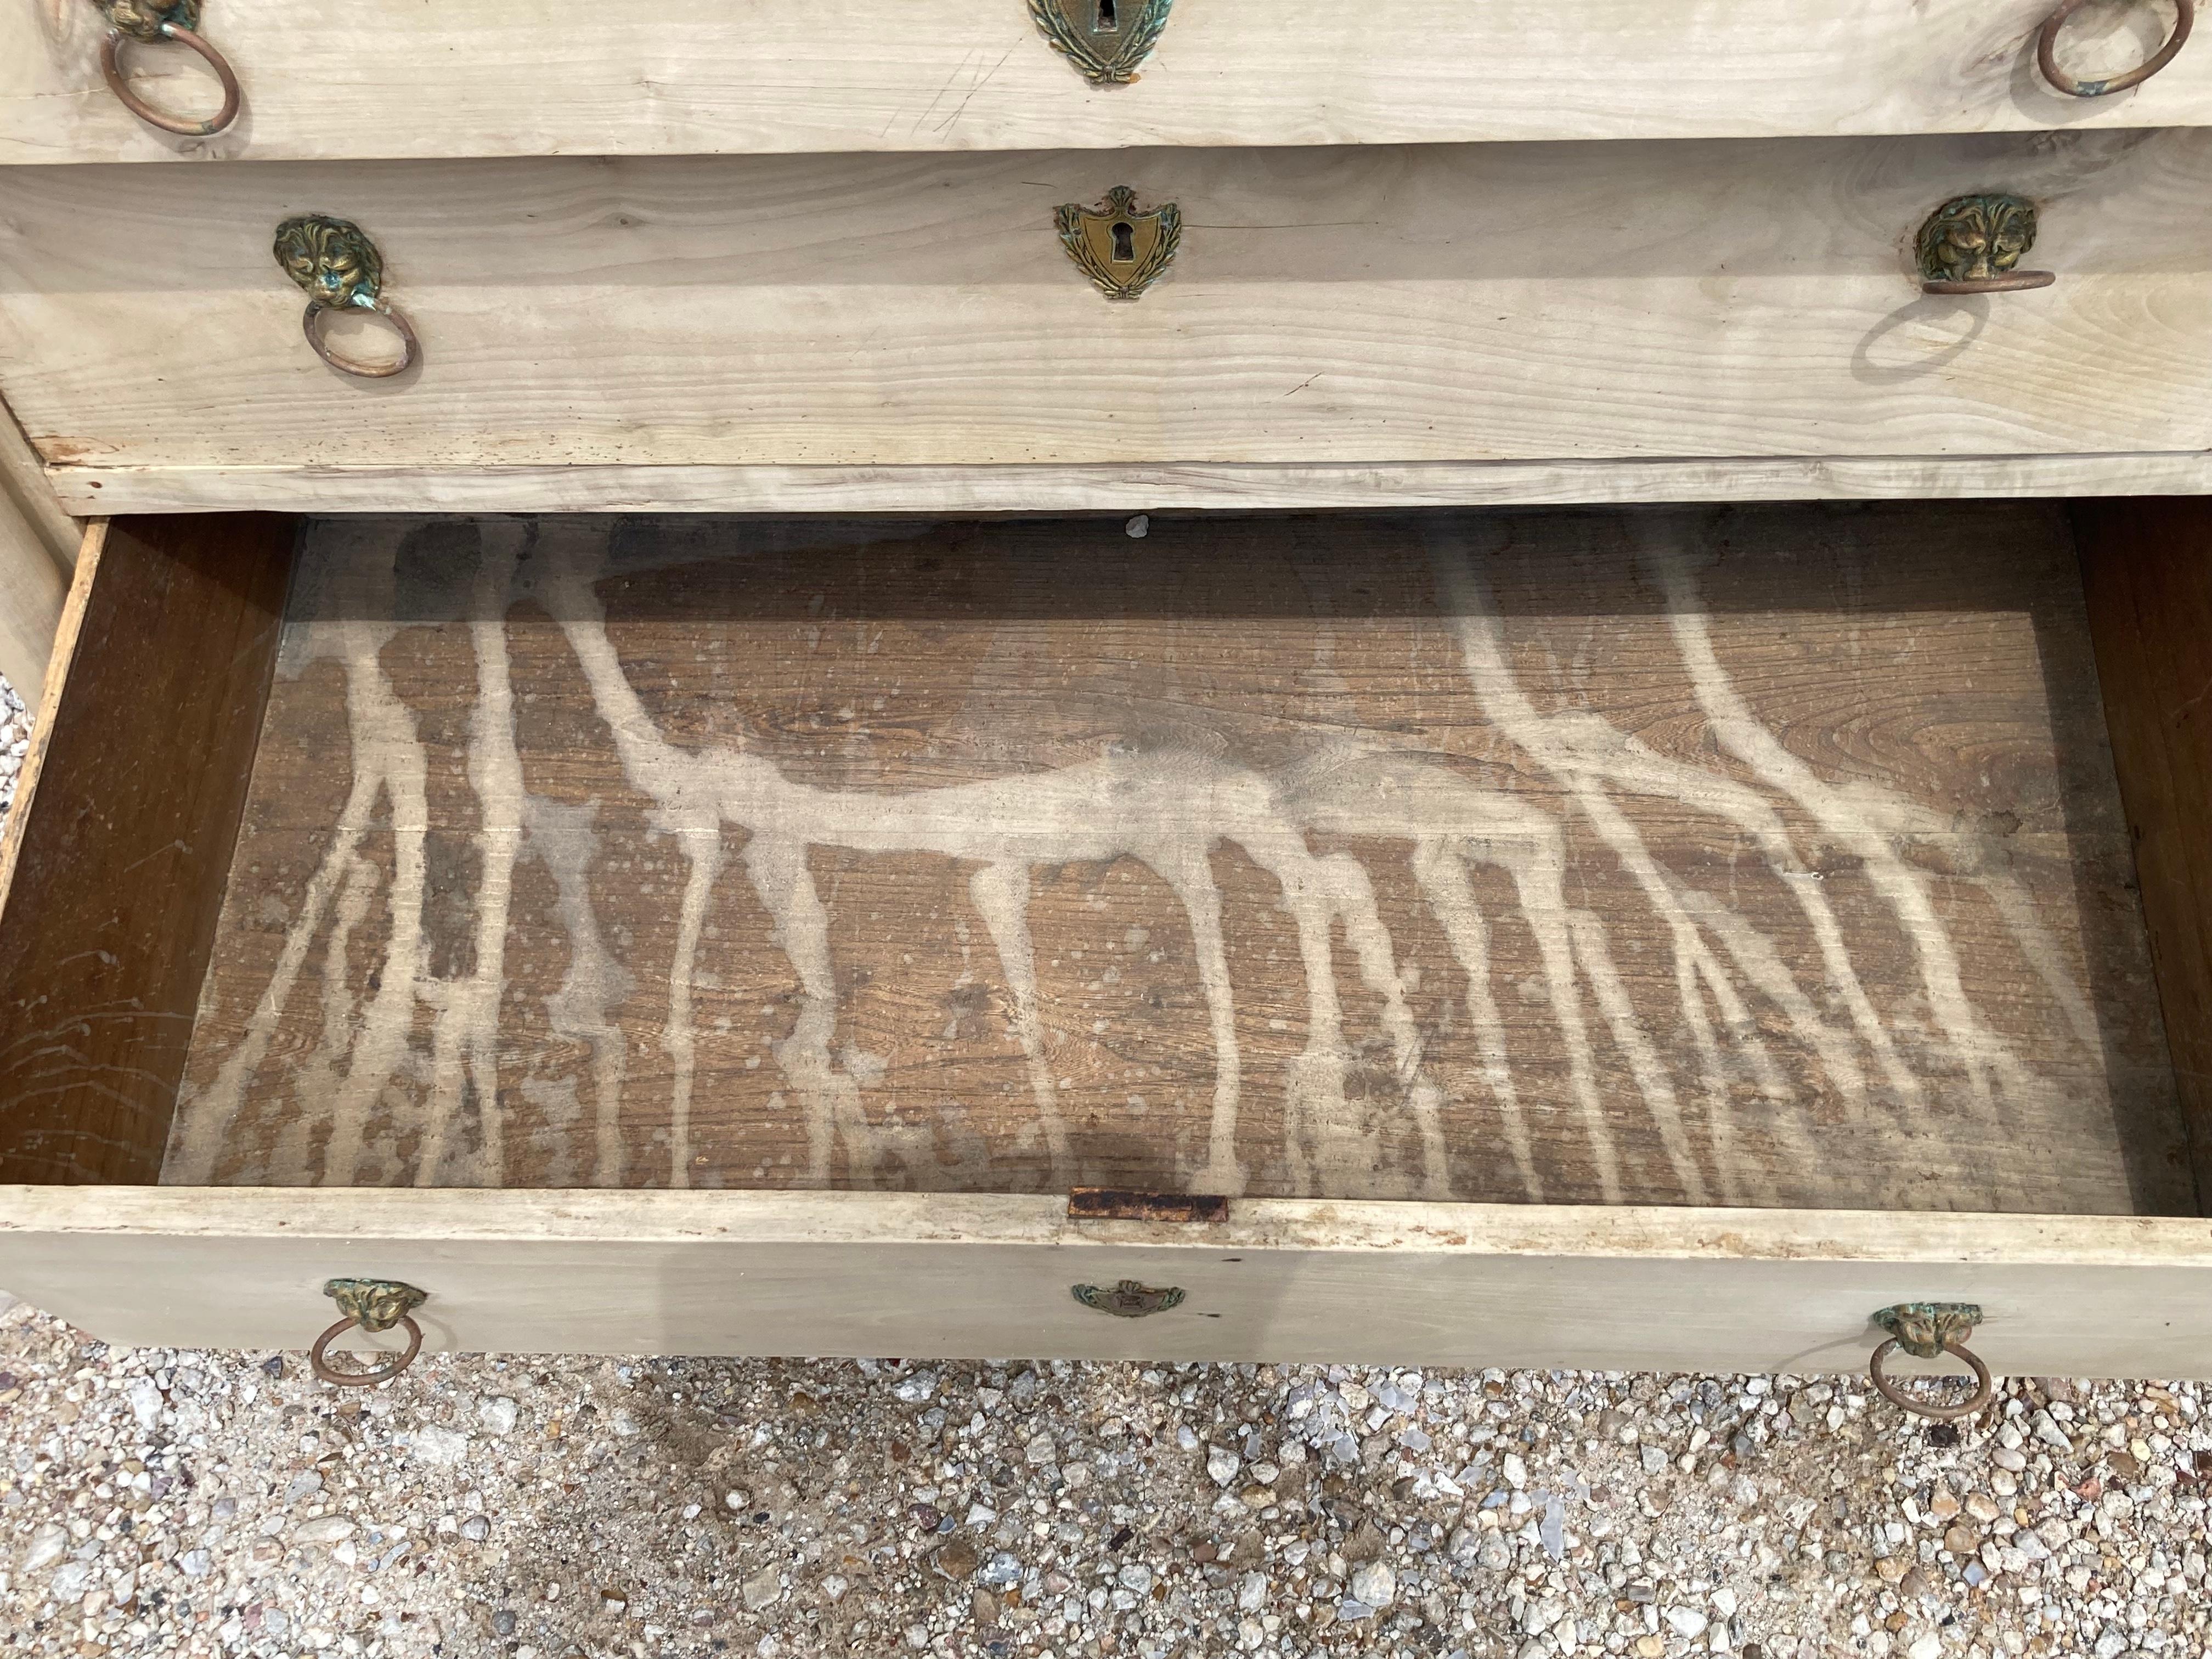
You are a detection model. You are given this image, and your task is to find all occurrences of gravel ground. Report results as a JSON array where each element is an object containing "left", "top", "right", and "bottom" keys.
[
  {"left": 0, "top": 672, "right": 2206, "bottom": 1659},
  {"left": 0, "top": 1295, "right": 2207, "bottom": 1659},
  {"left": 1, "top": 672, "right": 29, "bottom": 822}
]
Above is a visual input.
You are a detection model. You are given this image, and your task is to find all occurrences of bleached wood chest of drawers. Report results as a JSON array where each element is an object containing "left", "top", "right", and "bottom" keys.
[{"left": 1, "top": 0, "right": 2211, "bottom": 1399}]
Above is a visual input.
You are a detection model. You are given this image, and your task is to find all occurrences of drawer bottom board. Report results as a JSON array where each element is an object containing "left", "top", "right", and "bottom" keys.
[{"left": 160, "top": 504, "right": 2186, "bottom": 1216}]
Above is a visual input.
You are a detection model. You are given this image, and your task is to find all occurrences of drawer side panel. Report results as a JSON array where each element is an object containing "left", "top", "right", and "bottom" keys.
[{"left": 0, "top": 514, "right": 295, "bottom": 1182}]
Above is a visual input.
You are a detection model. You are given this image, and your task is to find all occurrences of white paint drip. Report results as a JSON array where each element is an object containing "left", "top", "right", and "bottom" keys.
[
  {"left": 1637, "top": 532, "right": 2068, "bottom": 1191},
  {"left": 166, "top": 521, "right": 428, "bottom": 1188},
  {"left": 522, "top": 798, "right": 635, "bottom": 1187},
  {"left": 416, "top": 522, "right": 528, "bottom": 1187}
]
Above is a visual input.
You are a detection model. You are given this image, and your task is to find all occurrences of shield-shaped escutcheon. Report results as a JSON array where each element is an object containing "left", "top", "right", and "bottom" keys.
[
  {"left": 1028, "top": 0, "right": 1175, "bottom": 83},
  {"left": 1055, "top": 185, "right": 1182, "bottom": 301}
]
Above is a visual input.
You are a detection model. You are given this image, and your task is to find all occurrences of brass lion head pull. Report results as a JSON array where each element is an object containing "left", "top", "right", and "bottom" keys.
[
  {"left": 312, "top": 1278, "right": 430, "bottom": 1387},
  {"left": 95, "top": 0, "right": 240, "bottom": 137},
  {"left": 1916, "top": 194, "right": 2056, "bottom": 295},
  {"left": 1029, "top": 0, "right": 1174, "bottom": 83},
  {"left": 274, "top": 215, "right": 421, "bottom": 379},
  {"left": 1868, "top": 1302, "right": 1995, "bottom": 1423},
  {"left": 1057, "top": 185, "right": 1182, "bottom": 301},
  {"left": 2037, "top": 0, "right": 2193, "bottom": 97}
]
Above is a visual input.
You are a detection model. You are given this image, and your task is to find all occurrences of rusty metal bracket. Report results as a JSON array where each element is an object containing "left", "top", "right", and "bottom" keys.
[{"left": 1068, "top": 1188, "right": 1228, "bottom": 1222}]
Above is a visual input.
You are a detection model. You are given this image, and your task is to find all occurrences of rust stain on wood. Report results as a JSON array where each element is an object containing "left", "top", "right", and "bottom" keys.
[{"left": 1068, "top": 1188, "right": 1231, "bottom": 1223}]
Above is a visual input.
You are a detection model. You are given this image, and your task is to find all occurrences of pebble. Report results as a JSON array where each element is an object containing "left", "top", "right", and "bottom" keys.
[
  {"left": 410, "top": 1424, "right": 469, "bottom": 1466},
  {"left": 0, "top": 1269, "right": 2197, "bottom": 1659},
  {"left": 0, "top": 676, "right": 24, "bottom": 824},
  {"left": 1348, "top": 1560, "right": 1395, "bottom": 1607},
  {"left": 932, "top": 1538, "right": 979, "bottom": 1581}
]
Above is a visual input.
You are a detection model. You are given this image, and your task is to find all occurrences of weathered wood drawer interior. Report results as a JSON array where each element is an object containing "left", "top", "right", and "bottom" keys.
[
  {"left": 3, "top": 500, "right": 2211, "bottom": 1372},
  {"left": 7, "top": 0, "right": 2205, "bottom": 163},
  {"left": 155, "top": 506, "right": 2191, "bottom": 1212},
  {"left": 8, "top": 130, "right": 2212, "bottom": 515}
]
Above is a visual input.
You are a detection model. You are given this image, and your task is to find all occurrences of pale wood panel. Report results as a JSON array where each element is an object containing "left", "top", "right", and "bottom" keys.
[
  {"left": 0, "top": 470, "right": 64, "bottom": 696},
  {"left": 2, "top": 0, "right": 2207, "bottom": 163},
  {"left": 1, "top": 399, "right": 72, "bottom": 566},
  {"left": 0, "top": 515, "right": 295, "bottom": 1183},
  {"left": 165, "top": 507, "right": 2189, "bottom": 1217},
  {"left": 3, "top": 1186, "right": 2212, "bottom": 1376},
  {"left": 50, "top": 453, "right": 2212, "bottom": 518},
  {"left": 0, "top": 394, "right": 74, "bottom": 697},
  {"left": 4, "top": 134, "right": 2212, "bottom": 474}
]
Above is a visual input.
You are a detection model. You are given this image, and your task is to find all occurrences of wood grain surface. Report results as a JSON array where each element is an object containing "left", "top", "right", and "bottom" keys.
[
  {"left": 2, "top": 0, "right": 2205, "bottom": 163},
  {"left": 50, "top": 453, "right": 2212, "bottom": 519},
  {"left": 0, "top": 515, "right": 295, "bottom": 1183},
  {"left": 0, "top": 396, "right": 74, "bottom": 695},
  {"left": 2078, "top": 498, "right": 2212, "bottom": 1214},
  {"left": 8, "top": 1186, "right": 2212, "bottom": 1376},
  {"left": 4, "top": 133, "right": 2211, "bottom": 480},
  {"left": 165, "top": 506, "right": 2190, "bottom": 1215}
]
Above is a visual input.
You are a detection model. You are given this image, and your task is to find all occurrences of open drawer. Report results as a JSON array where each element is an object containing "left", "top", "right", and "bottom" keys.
[{"left": 1, "top": 502, "right": 2209, "bottom": 1378}]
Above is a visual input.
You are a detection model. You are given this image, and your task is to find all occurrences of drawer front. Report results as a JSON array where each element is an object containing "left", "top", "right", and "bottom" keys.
[
  {"left": 4, "top": 133, "right": 2209, "bottom": 504},
  {"left": 4, "top": 0, "right": 2209, "bottom": 163},
  {"left": 3, "top": 1187, "right": 2212, "bottom": 1377}
]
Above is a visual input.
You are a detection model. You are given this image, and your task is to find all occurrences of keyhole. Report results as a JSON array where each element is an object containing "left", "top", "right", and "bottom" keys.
[
  {"left": 1110, "top": 221, "right": 1135, "bottom": 262},
  {"left": 1096, "top": 0, "right": 1119, "bottom": 31}
]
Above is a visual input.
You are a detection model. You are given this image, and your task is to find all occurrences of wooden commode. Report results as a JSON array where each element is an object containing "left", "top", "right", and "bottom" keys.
[{"left": 0, "top": 0, "right": 2210, "bottom": 1393}]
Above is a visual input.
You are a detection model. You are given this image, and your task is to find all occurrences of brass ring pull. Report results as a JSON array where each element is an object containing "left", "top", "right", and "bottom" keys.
[
  {"left": 1868, "top": 1302, "right": 1995, "bottom": 1423},
  {"left": 309, "top": 1312, "right": 424, "bottom": 1387},
  {"left": 302, "top": 299, "right": 419, "bottom": 379},
  {"left": 97, "top": 2, "right": 240, "bottom": 137},
  {"left": 1916, "top": 193, "right": 2056, "bottom": 295},
  {"left": 1920, "top": 272, "right": 2057, "bottom": 294},
  {"left": 310, "top": 1277, "right": 430, "bottom": 1388},
  {"left": 274, "top": 215, "right": 419, "bottom": 380},
  {"left": 2037, "top": 0, "right": 2193, "bottom": 97}
]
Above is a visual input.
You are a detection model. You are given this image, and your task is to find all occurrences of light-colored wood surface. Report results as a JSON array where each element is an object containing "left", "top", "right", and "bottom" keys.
[
  {"left": 166, "top": 508, "right": 2187, "bottom": 1216},
  {"left": 2, "top": 0, "right": 2206, "bottom": 163},
  {"left": 51, "top": 452, "right": 2212, "bottom": 517},
  {"left": 0, "top": 398, "right": 74, "bottom": 570},
  {"left": 0, "top": 471, "right": 64, "bottom": 697},
  {"left": 5, "top": 134, "right": 2212, "bottom": 481},
  {"left": 0, "top": 515, "right": 295, "bottom": 1183},
  {"left": 0, "top": 397, "right": 75, "bottom": 697},
  {"left": 3, "top": 1185, "right": 2212, "bottom": 1375}
]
